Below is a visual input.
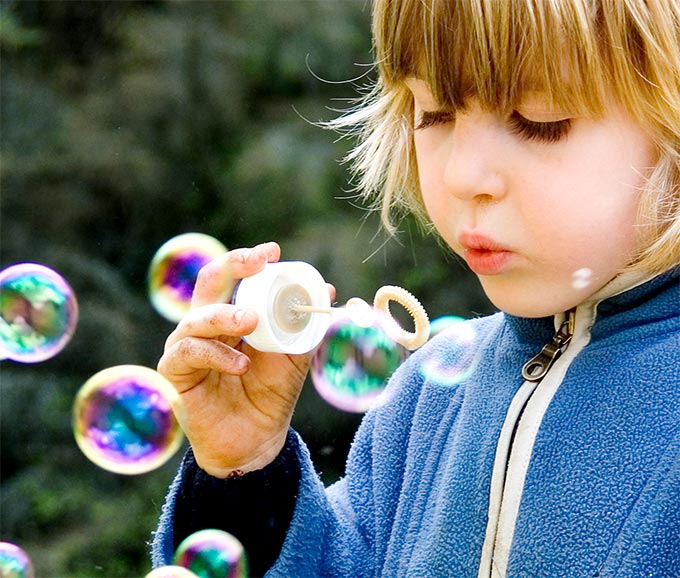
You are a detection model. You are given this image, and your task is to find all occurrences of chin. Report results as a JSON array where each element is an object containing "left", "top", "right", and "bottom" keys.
[
  {"left": 497, "top": 305, "right": 558, "bottom": 319},
  {"left": 480, "top": 275, "right": 588, "bottom": 319},
  {"left": 486, "top": 293, "right": 565, "bottom": 319}
]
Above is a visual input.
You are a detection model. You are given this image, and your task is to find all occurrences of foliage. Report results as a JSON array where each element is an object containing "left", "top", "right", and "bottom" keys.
[{"left": 0, "top": 1, "right": 493, "bottom": 576}]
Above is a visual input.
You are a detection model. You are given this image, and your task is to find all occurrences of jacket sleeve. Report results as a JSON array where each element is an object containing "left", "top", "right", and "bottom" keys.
[
  {"left": 264, "top": 347, "right": 433, "bottom": 577},
  {"left": 150, "top": 422, "right": 380, "bottom": 577},
  {"left": 263, "top": 414, "right": 381, "bottom": 577},
  {"left": 150, "top": 429, "right": 301, "bottom": 576}
]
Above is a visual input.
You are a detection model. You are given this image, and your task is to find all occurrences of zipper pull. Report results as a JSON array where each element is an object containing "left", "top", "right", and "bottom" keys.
[{"left": 521, "top": 311, "right": 575, "bottom": 382}]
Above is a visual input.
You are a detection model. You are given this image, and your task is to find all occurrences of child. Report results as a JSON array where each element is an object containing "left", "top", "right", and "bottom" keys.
[{"left": 152, "top": 0, "right": 680, "bottom": 576}]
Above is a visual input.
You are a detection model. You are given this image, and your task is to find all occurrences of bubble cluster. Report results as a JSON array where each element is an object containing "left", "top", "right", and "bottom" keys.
[
  {"left": 148, "top": 233, "right": 227, "bottom": 322},
  {"left": 311, "top": 308, "right": 407, "bottom": 413},
  {"left": 73, "top": 365, "right": 184, "bottom": 475},
  {"left": 174, "top": 529, "right": 248, "bottom": 578},
  {"left": 0, "top": 542, "right": 34, "bottom": 578},
  {"left": 0, "top": 263, "right": 78, "bottom": 363},
  {"left": 144, "top": 566, "right": 199, "bottom": 578}
]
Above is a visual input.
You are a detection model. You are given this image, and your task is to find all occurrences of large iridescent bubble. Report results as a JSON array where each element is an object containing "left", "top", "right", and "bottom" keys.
[
  {"left": 73, "top": 365, "right": 184, "bottom": 475},
  {"left": 311, "top": 307, "right": 407, "bottom": 413},
  {"left": 148, "top": 233, "right": 227, "bottom": 322},
  {"left": 0, "top": 263, "right": 78, "bottom": 363},
  {"left": 174, "top": 529, "right": 248, "bottom": 578},
  {"left": 0, "top": 542, "right": 34, "bottom": 578}
]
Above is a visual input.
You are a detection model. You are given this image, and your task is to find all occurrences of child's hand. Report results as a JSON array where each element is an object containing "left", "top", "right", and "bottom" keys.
[{"left": 157, "top": 242, "right": 331, "bottom": 477}]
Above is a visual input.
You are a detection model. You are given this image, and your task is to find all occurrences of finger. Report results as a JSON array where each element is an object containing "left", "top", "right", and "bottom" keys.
[
  {"left": 227, "top": 242, "right": 281, "bottom": 278},
  {"left": 326, "top": 283, "right": 336, "bottom": 303},
  {"left": 191, "top": 242, "right": 281, "bottom": 309},
  {"left": 165, "top": 305, "right": 258, "bottom": 350},
  {"left": 158, "top": 337, "right": 250, "bottom": 392}
]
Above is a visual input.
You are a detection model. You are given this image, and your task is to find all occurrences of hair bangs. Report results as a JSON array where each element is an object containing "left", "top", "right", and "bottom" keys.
[{"left": 376, "top": 0, "right": 611, "bottom": 115}]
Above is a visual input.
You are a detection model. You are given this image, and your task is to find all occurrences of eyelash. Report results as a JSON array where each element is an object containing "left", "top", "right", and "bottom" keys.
[
  {"left": 415, "top": 110, "right": 454, "bottom": 130},
  {"left": 508, "top": 111, "right": 572, "bottom": 143},
  {"left": 415, "top": 109, "right": 572, "bottom": 143}
]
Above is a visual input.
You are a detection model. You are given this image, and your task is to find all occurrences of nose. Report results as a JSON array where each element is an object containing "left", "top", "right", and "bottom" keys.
[{"left": 442, "top": 109, "right": 507, "bottom": 203}]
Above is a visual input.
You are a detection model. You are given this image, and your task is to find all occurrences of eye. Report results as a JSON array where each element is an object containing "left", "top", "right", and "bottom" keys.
[
  {"left": 415, "top": 110, "right": 455, "bottom": 130},
  {"left": 508, "top": 111, "right": 572, "bottom": 143}
]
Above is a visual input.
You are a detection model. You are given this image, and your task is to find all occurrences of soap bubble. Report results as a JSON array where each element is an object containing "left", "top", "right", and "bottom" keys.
[
  {"left": 311, "top": 308, "right": 407, "bottom": 413},
  {"left": 144, "top": 566, "right": 199, "bottom": 578},
  {"left": 0, "top": 542, "right": 34, "bottom": 578},
  {"left": 73, "top": 365, "right": 184, "bottom": 475},
  {"left": 571, "top": 267, "right": 593, "bottom": 290},
  {"left": 344, "top": 297, "right": 376, "bottom": 328},
  {"left": 149, "top": 233, "right": 227, "bottom": 322},
  {"left": 174, "top": 529, "right": 248, "bottom": 578},
  {"left": 420, "top": 320, "right": 479, "bottom": 387},
  {"left": 429, "top": 315, "right": 466, "bottom": 339},
  {"left": 0, "top": 263, "right": 78, "bottom": 363}
]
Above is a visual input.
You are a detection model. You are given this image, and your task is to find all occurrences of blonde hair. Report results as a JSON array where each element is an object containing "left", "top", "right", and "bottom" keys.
[{"left": 334, "top": 0, "right": 680, "bottom": 274}]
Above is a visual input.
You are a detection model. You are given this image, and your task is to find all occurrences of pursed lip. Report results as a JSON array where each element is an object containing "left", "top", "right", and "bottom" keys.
[{"left": 458, "top": 231, "right": 514, "bottom": 275}]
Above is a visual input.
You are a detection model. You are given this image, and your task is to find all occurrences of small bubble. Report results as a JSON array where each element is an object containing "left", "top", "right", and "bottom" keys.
[
  {"left": 73, "top": 365, "right": 184, "bottom": 475},
  {"left": 0, "top": 263, "right": 78, "bottom": 363},
  {"left": 420, "top": 321, "right": 479, "bottom": 386},
  {"left": 571, "top": 267, "right": 593, "bottom": 290},
  {"left": 148, "top": 233, "right": 227, "bottom": 322},
  {"left": 311, "top": 308, "right": 407, "bottom": 413},
  {"left": 429, "top": 315, "right": 467, "bottom": 339},
  {"left": 0, "top": 542, "right": 34, "bottom": 578},
  {"left": 144, "top": 566, "right": 199, "bottom": 578},
  {"left": 174, "top": 529, "right": 248, "bottom": 578},
  {"left": 344, "top": 297, "right": 376, "bottom": 328}
]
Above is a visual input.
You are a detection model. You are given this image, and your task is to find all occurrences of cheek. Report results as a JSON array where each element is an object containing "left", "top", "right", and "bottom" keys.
[
  {"left": 414, "top": 135, "right": 450, "bottom": 213},
  {"left": 417, "top": 170, "right": 456, "bottom": 243},
  {"left": 531, "top": 164, "right": 646, "bottom": 274},
  {"left": 533, "top": 126, "right": 652, "bottom": 230},
  {"left": 581, "top": 146, "right": 651, "bottom": 240}
]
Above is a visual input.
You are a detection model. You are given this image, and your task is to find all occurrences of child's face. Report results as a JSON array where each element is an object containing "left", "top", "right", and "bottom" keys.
[{"left": 406, "top": 79, "right": 657, "bottom": 318}]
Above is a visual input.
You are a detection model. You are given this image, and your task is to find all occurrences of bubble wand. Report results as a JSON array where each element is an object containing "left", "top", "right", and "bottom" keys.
[{"left": 231, "top": 262, "right": 430, "bottom": 354}]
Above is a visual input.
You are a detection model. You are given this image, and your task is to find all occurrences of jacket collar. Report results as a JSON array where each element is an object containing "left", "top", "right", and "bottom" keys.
[{"left": 594, "top": 266, "right": 679, "bottom": 316}]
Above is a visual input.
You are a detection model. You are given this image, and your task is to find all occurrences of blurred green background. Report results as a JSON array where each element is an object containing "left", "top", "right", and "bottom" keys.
[{"left": 0, "top": 1, "right": 493, "bottom": 576}]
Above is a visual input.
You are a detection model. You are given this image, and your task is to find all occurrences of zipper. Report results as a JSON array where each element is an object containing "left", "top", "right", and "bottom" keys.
[
  {"left": 521, "top": 309, "right": 576, "bottom": 382},
  {"left": 479, "top": 309, "right": 578, "bottom": 578}
]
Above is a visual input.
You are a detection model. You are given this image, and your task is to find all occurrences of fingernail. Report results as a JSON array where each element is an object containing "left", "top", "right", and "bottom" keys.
[
  {"left": 261, "top": 241, "right": 277, "bottom": 254},
  {"left": 235, "top": 308, "right": 255, "bottom": 325},
  {"left": 235, "top": 355, "right": 249, "bottom": 372}
]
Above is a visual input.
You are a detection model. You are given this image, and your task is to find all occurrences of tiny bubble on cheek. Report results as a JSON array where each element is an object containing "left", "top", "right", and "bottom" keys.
[{"left": 571, "top": 268, "right": 594, "bottom": 290}]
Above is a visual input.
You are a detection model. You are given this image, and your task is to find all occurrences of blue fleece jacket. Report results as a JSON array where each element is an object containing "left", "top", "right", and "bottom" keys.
[{"left": 152, "top": 268, "right": 679, "bottom": 577}]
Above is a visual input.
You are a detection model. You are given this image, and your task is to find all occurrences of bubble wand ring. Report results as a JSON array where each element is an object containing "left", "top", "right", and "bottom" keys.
[{"left": 373, "top": 285, "right": 430, "bottom": 350}]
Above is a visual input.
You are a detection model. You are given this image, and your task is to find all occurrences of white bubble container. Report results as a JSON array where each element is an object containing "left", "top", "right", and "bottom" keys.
[{"left": 231, "top": 261, "right": 331, "bottom": 354}]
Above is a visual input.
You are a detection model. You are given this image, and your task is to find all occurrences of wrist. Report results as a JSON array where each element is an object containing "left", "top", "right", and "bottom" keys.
[{"left": 194, "top": 432, "right": 289, "bottom": 478}]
